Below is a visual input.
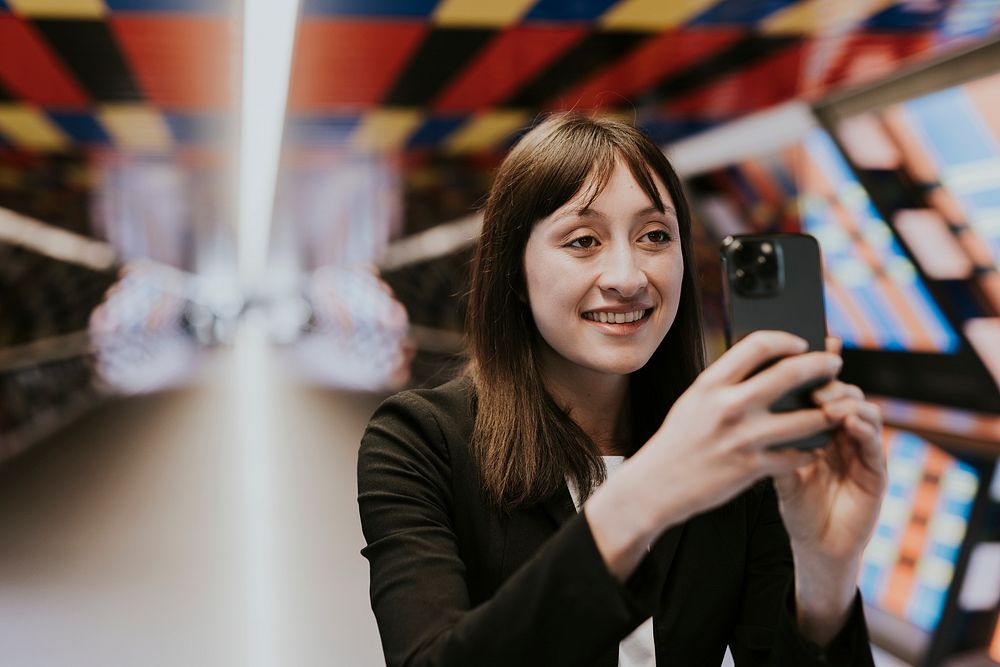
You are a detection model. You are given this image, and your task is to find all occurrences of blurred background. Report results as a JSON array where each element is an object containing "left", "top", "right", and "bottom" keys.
[{"left": 0, "top": 0, "right": 999, "bottom": 665}]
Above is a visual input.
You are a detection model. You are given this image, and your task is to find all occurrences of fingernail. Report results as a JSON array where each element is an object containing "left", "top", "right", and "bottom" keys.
[
  {"left": 814, "top": 387, "right": 836, "bottom": 403},
  {"left": 828, "top": 356, "right": 843, "bottom": 373}
]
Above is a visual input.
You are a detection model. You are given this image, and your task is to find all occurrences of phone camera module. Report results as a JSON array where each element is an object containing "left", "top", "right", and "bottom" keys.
[{"left": 730, "top": 239, "right": 784, "bottom": 298}]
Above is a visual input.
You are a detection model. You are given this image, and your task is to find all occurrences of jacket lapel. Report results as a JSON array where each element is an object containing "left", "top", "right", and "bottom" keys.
[{"left": 541, "top": 485, "right": 577, "bottom": 527}]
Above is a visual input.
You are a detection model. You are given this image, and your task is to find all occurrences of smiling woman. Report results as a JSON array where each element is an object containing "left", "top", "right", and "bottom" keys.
[{"left": 358, "top": 113, "right": 886, "bottom": 667}]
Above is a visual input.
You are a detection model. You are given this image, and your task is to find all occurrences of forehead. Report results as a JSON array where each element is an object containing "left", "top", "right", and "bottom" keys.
[{"left": 564, "top": 158, "right": 674, "bottom": 213}]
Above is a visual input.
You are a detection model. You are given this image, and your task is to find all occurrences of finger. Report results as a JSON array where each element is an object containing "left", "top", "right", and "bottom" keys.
[
  {"left": 758, "top": 447, "right": 822, "bottom": 477},
  {"left": 845, "top": 413, "right": 886, "bottom": 478},
  {"left": 734, "top": 351, "right": 842, "bottom": 411},
  {"left": 821, "top": 397, "right": 880, "bottom": 426},
  {"left": 812, "top": 381, "right": 864, "bottom": 405},
  {"left": 700, "top": 330, "right": 809, "bottom": 388},
  {"left": 825, "top": 336, "right": 843, "bottom": 354},
  {"left": 739, "top": 408, "right": 833, "bottom": 451}
]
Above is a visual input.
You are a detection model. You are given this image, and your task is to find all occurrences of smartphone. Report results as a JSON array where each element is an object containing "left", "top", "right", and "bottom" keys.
[{"left": 720, "top": 233, "right": 831, "bottom": 450}]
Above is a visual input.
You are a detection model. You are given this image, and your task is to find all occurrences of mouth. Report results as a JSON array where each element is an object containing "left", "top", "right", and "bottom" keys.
[{"left": 581, "top": 307, "right": 653, "bottom": 325}]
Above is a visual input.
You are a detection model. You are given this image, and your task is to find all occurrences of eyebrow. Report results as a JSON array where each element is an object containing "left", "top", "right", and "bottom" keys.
[{"left": 563, "top": 204, "right": 677, "bottom": 220}]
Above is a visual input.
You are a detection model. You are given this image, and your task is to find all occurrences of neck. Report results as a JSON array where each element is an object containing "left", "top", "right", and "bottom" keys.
[{"left": 537, "top": 345, "right": 632, "bottom": 457}]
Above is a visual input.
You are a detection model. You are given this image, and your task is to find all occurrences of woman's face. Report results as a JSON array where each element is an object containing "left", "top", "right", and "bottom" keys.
[{"left": 523, "top": 160, "right": 683, "bottom": 380}]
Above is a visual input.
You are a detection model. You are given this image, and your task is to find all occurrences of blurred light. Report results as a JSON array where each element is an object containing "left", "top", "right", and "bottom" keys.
[
  {"left": 893, "top": 209, "right": 974, "bottom": 279},
  {"left": 667, "top": 101, "right": 816, "bottom": 177},
  {"left": 957, "top": 542, "right": 1000, "bottom": 611},
  {"left": 239, "top": 0, "right": 301, "bottom": 288},
  {"left": 378, "top": 213, "right": 482, "bottom": 271},
  {"left": 233, "top": 312, "right": 280, "bottom": 667},
  {"left": 964, "top": 318, "right": 1000, "bottom": 390},
  {"left": 0, "top": 207, "right": 117, "bottom": 271}
]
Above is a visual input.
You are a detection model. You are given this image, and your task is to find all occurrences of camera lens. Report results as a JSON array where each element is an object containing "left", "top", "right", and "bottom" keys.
[{"left": 736, "top": 268, "right": 757, "bottom": 292}]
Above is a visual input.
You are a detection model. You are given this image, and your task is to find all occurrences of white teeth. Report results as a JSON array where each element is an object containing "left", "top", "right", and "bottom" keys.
[{"left": 583, "top": 309, "right": 648, "bottom": 323}]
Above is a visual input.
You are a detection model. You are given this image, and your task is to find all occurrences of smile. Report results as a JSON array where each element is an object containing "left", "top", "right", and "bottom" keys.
[{"left": 581, "top": 308, "right": 652, "bottom": 324}]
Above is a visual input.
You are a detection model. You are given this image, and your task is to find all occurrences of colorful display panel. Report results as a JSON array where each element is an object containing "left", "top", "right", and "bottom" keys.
[
  {"left": 860, "top": 428, "right": 979, "bottom": 632},
  {"left": 688, "top": 127, "right": 960, "bottom": 354},
  {"left": 834, "top": 75, "right": 1000, "bottom": 318},
  {"left": 799, "top": 128, "right": 960, "bottom": 353},
  {"left": 898, "top": 76, "right": 1000, "bottom": 274}
]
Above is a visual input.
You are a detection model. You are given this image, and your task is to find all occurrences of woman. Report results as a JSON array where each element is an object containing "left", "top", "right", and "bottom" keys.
[{"left": 358, "top": 114, "right": 886, "bottom": 666}]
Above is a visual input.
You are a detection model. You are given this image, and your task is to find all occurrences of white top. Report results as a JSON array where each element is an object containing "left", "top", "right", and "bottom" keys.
[{"left": 567, "top": 456, "right": 656, "bottom": 667}]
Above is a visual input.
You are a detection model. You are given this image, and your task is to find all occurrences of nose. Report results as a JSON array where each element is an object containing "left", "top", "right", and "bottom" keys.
[{"left": 597, "top": 243, "right": 648, "bottom": 298}]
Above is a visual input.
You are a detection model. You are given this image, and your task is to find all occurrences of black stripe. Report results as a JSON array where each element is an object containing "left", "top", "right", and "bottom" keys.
[
  {"left": 383, "top": 28, "right": 496, "bottom": 107},
  {"left": 33, "top": 19, "right": 142, "bottom": 102},
  {"left": 504, "top": 31, "right": 652, "bottom": 109},
  {"left": 0, "top": 80, "right": 13, "bottom": 101},
  {"left": 637, "top": 36, "right": 801, "bottom": 106}
]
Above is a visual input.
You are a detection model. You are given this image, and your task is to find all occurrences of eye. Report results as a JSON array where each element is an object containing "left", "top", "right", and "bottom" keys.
[
  {"left": 640, "top": 229, "right": 672, "bottom": 244},
  {"left": 566, "top": 235, "right": 598, "bottom": 249}
]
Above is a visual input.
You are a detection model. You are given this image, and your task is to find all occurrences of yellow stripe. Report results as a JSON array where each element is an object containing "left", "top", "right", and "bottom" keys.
[
  {"left": 600, "top": 0, "right": 717, "bottom": 30},
  {"left": 433, "top": 0, "right": 536, "bottom": 27},
  {"left": 350, "top": 109, "right": 424, "bottom": 152},
  {"left": 0, "top": 105, "right": 69, "bottom": 152},
  {"left": 762, "top": 0, "right": 897, "bottom": 34},
  {"left": 445, "top": 110, "right": 530, "bottom": 154},
  {"left": 98, "top": 105, "right": 174, "bottom": 153},
  {"left": 7, "top": 0, "right": 105, "bottom": 18}
]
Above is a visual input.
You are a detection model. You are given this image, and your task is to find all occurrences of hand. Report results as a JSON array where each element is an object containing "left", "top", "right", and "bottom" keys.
[
  {"left": 588, "top": 330, "right": 843, "bottom": 580},
  {"left": 638, "top": 330, "right": 844, "bottom": 525},
  {"left": 770, "top": 337, "right": 887, "bottom": 646},
  {"left": 772, "top": 337, "right": 887, "bottom": 565}
]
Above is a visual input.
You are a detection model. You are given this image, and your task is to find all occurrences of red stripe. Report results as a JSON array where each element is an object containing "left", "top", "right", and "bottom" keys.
[
  {"left": 111, "top": 16, "right": 235, "bottom": 110},
  {"left": 814, "top": 33, "right": 933, "bottom": 94},
  {"left": 665, "top": 43, "right": 805, "bottom": 118},
  {"left": 550, "top": 28, "right": 743, "bottom": 112},
  {"left": 434, "top": 26, "right": 585, "bottom": 113},
  {"left": 0, "top": 16, "right": 88, "bottom": 108},
  {"left": 288, "top": 20, "right": 426, "bottom": 112}
]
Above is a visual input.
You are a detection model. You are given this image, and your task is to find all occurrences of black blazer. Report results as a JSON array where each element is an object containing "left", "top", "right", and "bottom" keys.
[{"left": 358, "top": 376, "right": 875, "bottom": 667}]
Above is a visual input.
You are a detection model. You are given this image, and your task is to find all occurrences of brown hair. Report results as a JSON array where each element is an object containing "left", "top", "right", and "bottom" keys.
[{"left": 465, "top": 113, "right": 705, "bottom": 513}]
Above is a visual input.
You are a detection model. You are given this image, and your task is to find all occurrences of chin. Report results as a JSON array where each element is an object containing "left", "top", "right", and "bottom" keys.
[{"left": 586, "top": 353, "right": 654, "bottom": 376}]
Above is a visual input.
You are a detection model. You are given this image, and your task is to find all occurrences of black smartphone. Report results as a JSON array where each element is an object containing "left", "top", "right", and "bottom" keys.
[{"left": 720, "top": 233, "right": 831, "bottom": 450}]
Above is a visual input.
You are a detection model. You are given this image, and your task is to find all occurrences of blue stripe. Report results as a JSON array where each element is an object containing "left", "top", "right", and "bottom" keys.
[
  {"left": 638, "top": 119, "right": 712, "bottom": 145},
  {"left": 905, "top": 89, "right": 994, "bottom": 167},
  {"left": 904, "top": 281, "right": 960, "bottom": 352},
  {"left": 302, "top": 0, "right": 439, "bottom": 17},
  {"left": 822, "top": 284, "right": 858, "bottom": 349},
  {"left": 907, "top": 584, "right": 945, "bottom": 632},
  {"left": 48, "top": 112, "right": 112, "bottom": 145},
  {"left": 852, "top": 286, "right": 906, "bottom": 350},
  {"left": 690, "top": 0, "right": 798, "bottom": 25},
  {"left": 940, "top": 0, "right": 1000, "bottom": 38},
  {"left": 864, "top": 2, "right": 950, "bottom": 30},
  {"left": 286, "top": 116, "right": 361, "bottom": 145},
  {"left": 105, "top": 0, "right": 229, "bottom": 11},
  {"left": 524, "top": 0, "right": 620, "bottom": 20},
  {"left": 858, "top": 563, "right": 885, "bottom": 602},
  {"left": 406, "top": 116, "right": 465, "bottom": 149},
  {"left": 165, "top": 113, "right": 226, "bottom": 144}
]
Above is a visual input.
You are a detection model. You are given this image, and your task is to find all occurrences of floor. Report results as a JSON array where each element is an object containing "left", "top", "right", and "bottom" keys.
[{"left": 0, "top": 319, "right": 386, "bottom": 666}]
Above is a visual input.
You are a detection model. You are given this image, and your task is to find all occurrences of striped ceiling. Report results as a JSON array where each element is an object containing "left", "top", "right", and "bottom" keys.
[{"left": 0, "top": 0, "right": 998, "bottom": 157}]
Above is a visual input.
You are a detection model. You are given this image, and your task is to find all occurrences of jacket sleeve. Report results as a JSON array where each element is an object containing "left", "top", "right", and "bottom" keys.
[
  {"left": 357, "top": 391, "right": 660, "bottom": 667},
  {"left": 729, "top": 480, "right": 876, "bottom": 666}
]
